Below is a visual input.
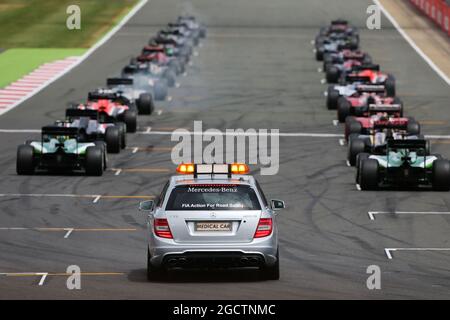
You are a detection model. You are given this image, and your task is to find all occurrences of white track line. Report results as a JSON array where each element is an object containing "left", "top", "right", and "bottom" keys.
[
  {"left": 374, "top": 0, "right": 450, "bottom": 86},
  {"left": 0, "top": 0, "right": 149, "bottom": 117},
  {"left": 385, "top": 248, "right": 450, "bottom": 260},
  {"left": 368, "top": 211, "right": 450, "bottom": 220}
]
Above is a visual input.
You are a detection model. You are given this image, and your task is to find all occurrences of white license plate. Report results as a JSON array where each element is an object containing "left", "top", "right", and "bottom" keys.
[{"left": 195, "top": 221, "right": 232, "bottom": 232}]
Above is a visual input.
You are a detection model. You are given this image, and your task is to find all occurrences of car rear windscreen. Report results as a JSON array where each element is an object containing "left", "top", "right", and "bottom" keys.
[{"left": 165, "top": 185, "right": 261, "bottom": 210}]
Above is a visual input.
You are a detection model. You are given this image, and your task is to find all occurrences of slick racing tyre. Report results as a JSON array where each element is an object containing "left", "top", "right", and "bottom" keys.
[
  {"left": 116, "top": 122, "right": 127, "bottom": 149},
  {"left": 136, "top": 93, "right": 154, "bottom": 115},
  {"left": 105, "top": 126, "right": 121, "bottom": 153},
  {"left": 85, "top": 146, "right": 104, "bottom": 176},
  {"left": 326, "top": 66, "right": 340, "bottom": 83},
  {"left": 385, "top": 74, "right": 396, "bottom": 97},
  {"left": 147, "top": 249, "right": 166, "bottom": 281},
  {"left": 123, "top": 109, "right": 137, "bottom": 133},
  {"left": 345, "top": 117, "right": 362, "bottom": 141},
  {"left": 260, "top": 249, "right": 280, "bottom": 280},
  {"left": 348, "top": 138, "right": 366, "bottom": 166},
  {"left": 316, "top": 47, "right": 324, "bottom": 61},
  {"left": 393, "top": 97, "right": 404, "bottom": 117},
  {"left": 359, "top": 159, "right": 379, "bottom": 190},
  {"left": 327, "top": 86, "right": 340, "bottom": 110},
  {"left": 153, "top": 81, "right": 168, "bottom": 101},
  {"left": 349, "top": 36, "right": 359, "bottom": 50},
  {"left": 432, "top": 160, "right": 450, "bottom": 191},
  {"left": 407, "top": 118, "right": 421, "bottom": 136},
  {"left": 355, "top": 153, "right": 370, "bottom": 183},
  {"left": 16, "top": 144, "right": 35, "bottom": 175},
  {"left": 323, "top": 54, "right": 333, "bottom": 72},
  {"left": 168, "top": 59, "right": 182, "bottom": 75},
  {"left": 337, "top": 97, "right": 351, "bottom": 123}
]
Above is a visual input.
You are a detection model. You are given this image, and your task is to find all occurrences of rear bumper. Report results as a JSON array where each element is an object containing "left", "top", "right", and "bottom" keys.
[{"left": 148, "top": 234, "right": 278, "bottom": 269}]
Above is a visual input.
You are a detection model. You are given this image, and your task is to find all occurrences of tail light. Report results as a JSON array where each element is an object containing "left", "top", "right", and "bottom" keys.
[
  {"left": 254, "top": 218, "right": 273, "bottom": 238},
  {"left": 154, "top": 218, "right": 173, "bottom": 239}
]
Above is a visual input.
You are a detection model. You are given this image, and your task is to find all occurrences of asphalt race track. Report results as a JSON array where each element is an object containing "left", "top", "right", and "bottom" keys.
[{"left": 1, "top": 0, "right": 450, "bottom": 299}]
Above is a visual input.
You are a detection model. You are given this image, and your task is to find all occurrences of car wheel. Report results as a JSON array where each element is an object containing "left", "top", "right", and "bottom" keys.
[
  {"left": 17, "top": 144, "right": 35, "bottom": 175},
  {"left": 85, "top": 146, "right": 104, "bottom": 176},
  {"left": 123, "top": 109, "right": 137, "bottom": 133},
  {"left": 385, "top": 74, "right": 396, "bottom": 97},
  {"left": 315, "top": 47, "right": 324, "bottom": 61},
  {"left": 105, "top": 126, "right": 121, "bottom": 153},
  {"left": 355, "top": 153, "right": 370, "bottom": 183},
  {"left": 432, "top": 159, "right": 450, "bottom": 191},
  {"left": 260, "top": 250, "right": 280, "bottom": 280},
  {"left": 163, "top": 69, "right": 177, "bottom": 87},
  {"left": 327, "top": 87, "right": 340, "bottom": 110},
  {"left": 407, "top": 119, "right": 421, "bottom": 136},
  {"left": 136, "top": 93, "right": 154, "bottom": 115},
  {"left": 326, "top": 66, "right": 340, "bottom": 83},
  {"left": 360, "top": 159, "right": 379, "bottom": 190},
  {"left": 348, "top": 138, "right": 366, "bottom": 166},
  {"left": 115, "top": 122, "right": 127, "bottom": 149},
  {"left": 147, "top": 249, "right": 166, "bottom": 281},
  {"left": 337, "top": 97, "right": 351, "bottom": 123}
]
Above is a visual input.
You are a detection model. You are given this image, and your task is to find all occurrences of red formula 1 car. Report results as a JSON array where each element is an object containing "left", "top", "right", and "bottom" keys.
[
  {"left": 343, "top": 64, "right": 396, "bottom": 97},
  {"left": 344, "top": 104, "right": 419, "bottom": 141},
  {"left": 77, "top": 89, "right": 138, "bottom": 133},
  {"left": 337, "top": 84, "right": 402, "bottom": 123},
  {"left": 136, "top": 45, "right": 181, "bottom": 75}
]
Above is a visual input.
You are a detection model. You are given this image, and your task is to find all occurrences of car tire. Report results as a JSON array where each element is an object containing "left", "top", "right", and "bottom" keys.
[
  {"left": 355, "top": 153, "right": 370, "bottom": 183},
  {"left": 432, "top": 159, "right": 450, "bottom": 191},
  {"left": 359, "top": 159, "right": 379, "bottom": 190},
  {"left": 348, "top": 138, "right": 366, "bottom": 166},
  {"left": 326, "top": 66, "right": 340, "bottom": 83},
  {"left": 393, "top": 97, "right": 404, "bottom": 117},
  {"left": 105, "top": 126, "right": 121, "bottom": 153},
  {"left": 168, "top": 60, "right": 182, "bottom": 75},
  {"left": 123, "top": 109, "right": 137, "bottom": 133},
  {"left": 385, "top": 74, "right": 396, "bottom": 97},
  {"left": 407, "top": 119, "right": 421, "bottom": 136},
  {"left": 316, "top": 47, "right": 324, "bottom": 61},
  {"left": 136, "top": 93, "right": 154, "bottom": 115},
  {"left": 345, "top": 117, "right": 362, "bottom": 141},
  {"left": 85, "top": 146, "right": 104, "bottom": 176},
  {"left": 17, "top": 144, "right": 35, "bottom": 175},
  {"left": 260, "top": 250, "right": 280, "bottom": 281},
  {"left": 116, "top": 122, "right": 127, "bottom": 149},
  {"left": 327, "top": 87, "right": 340, "bottom": 110},
  {"left": 147, "top": 249, "right": 166, "bottom": 281},
  {"left": 337, "top": 97, "right": 351, "bottom": 123}
]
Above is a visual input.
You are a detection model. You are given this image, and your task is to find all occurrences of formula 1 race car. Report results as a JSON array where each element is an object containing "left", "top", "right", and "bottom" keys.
[
  {"left": 16, "top": 126, "right": 106, "bottom": 176},
  {"left": 357, "top": 139, "right": 450, "bottom": 191},
  {"left": 315, "top": 33, "right": 359, "bottom": 61},
  {"left": 346, "top": 114, "right": 421, "bottom": 166},
  {"left": 137, "top": 45, "right": 181, "bottom": 78},
  {"left": 81, "top": 89, "right": 138, "bottom": 133},
  {"left": 317, "top": 19, "right": 359, "bottom": 40},
  {"left": 336, "top": 85, "right": 402, "bottom": 122},
  {"left": 341, "top": 64, "right": 396, "bottom": 97},
  {"left": 323, "top": 49, "right": 372, "bottom": 73},
  {"left": 174, "top": 16, "right": 207, "bottom": 40},
  {"left": 122, "top": 63, "right": 169, "bottom": 101},
  {"left": 106, "top": 78, "right": 154, "bottom": 115},
  {"left": 343, "top": 104, "right": 417, "bottom": 141},
  {"left": 61, "top": 109, "right": 126, "bottom": 153}
]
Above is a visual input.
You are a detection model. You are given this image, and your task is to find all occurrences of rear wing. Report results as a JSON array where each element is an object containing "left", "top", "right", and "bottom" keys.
[
  {"left": 41, "top": 126, "right": 79, "bottom": 136},
  {"left": 368, "top": 104, "right": 402, "bottom": 114},
  {"left": 355, "top": 84, "right": 385, "bottom": 93},
  {"left": 387, "top": 139, "right": 427, "bottom": 150},
  {"left": 65, "top": 108, "right": 98, "bottom": 120},
  {"left": 346, "top": 75, "right": 371, "bottom": 83},
  {"left": 331, "top": 19, "right": 348, "bottom": 25},
  {"left": 373, "top": 119, "right": 408, "bottom": 130},
  {"left": 107, "top": 78, "right": 133, "bottom": 86},
  {"left": 88, "top": 90, "right": 117, "bottom": 100},
  {"left": 353, "top": 64, "right": 380, "bottom": 71}
]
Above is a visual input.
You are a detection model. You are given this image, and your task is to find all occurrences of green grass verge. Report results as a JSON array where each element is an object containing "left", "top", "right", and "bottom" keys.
[
  {"left": 0, "top": 0, "right": 139, "bottom": 87},
  {"left": 0, "top": 48, "right": 86, "bottom": 87},
  {"left": 0, "top": 0, "right": 139, "bottom": 48}
]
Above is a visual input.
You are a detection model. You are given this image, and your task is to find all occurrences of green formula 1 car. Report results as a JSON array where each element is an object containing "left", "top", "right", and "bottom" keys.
[
  {"left": 16, "top": 126, "right": 106, "bottom": 176},
  {"left": 357, "top": 139, "right": 450, "bottom": 191}
]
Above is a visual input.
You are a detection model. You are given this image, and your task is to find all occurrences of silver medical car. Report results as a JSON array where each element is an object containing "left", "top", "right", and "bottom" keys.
[{"left": 139, "top": 163, "right": 285, "bottom": 280}]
